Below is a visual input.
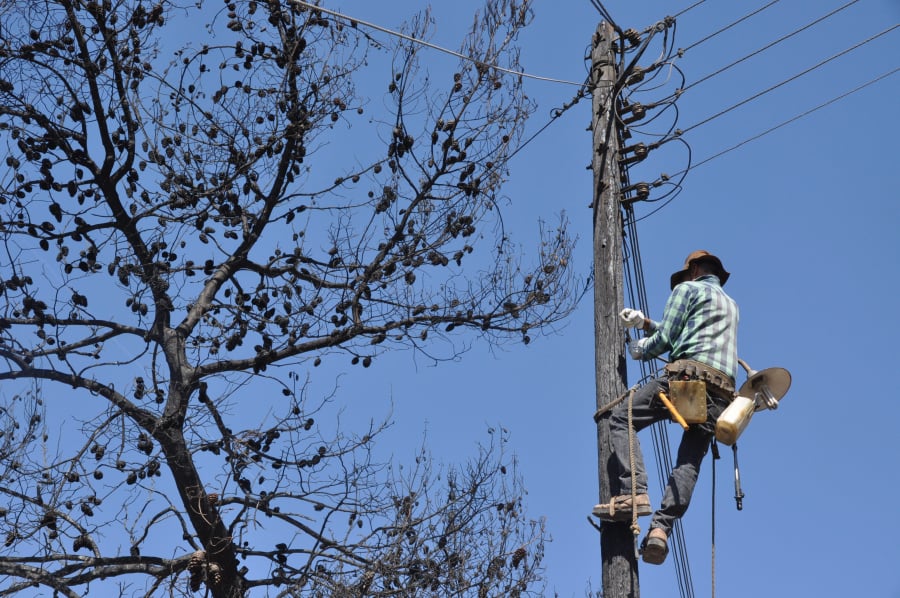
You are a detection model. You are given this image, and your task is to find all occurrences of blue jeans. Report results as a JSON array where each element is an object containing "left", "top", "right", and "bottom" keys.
[{"left": 608, "top": 377, "right": 731, "bottom": 534}]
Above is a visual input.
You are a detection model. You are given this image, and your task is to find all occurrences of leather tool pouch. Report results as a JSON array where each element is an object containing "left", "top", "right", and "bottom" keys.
[
  {"left": 664, "top": 359, "right": 736, "bottom": 425},
  {"left": 667, "top": 379, "right": 708, "bottom": 424}
]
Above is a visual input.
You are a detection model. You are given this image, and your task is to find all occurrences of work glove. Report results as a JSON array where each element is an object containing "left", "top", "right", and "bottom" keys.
[
  {"left": 628, "top": 338, "right": 647, "bottom": 360},
  {"left": 619, "top": 308, "right": 646, "bottom": 328}
]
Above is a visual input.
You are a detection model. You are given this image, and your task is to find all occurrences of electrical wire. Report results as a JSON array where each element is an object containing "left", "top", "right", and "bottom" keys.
[
  {"left": 588, "top": 0, "right": 622, "bottom": 35},
  {"left": 681, "top": 0, "right": 862, "bottom": 94},
  {"left": 299, "top": 0, "right": 894, "bottom": 592},
  {"left": 283, "top": 1, "right": 600, "bottom": 210},
  {"left": 609, "top": 5, "right": 897, "bottom": 598},
  {"left": 617, "top": 19, "right": 673, "bottom": 92},
  {"left": 614, "top": 19, "right": 698, "bottom": 598},
  {"left": 620, "top": 7, "right": 896, "bottom": 218},
  {"left": 504, "top": 83, "right": 591, "bottom": 163},
  {"left": 288, "top": 0, "right": 585, "bottom": 86},
  {"left": 632, "top": 186, "right": 684, "bottom": 224},
  {"left": 622, "top": 212, "right": 695, "bottom": 598},
  {"left": 672, "top": 65, "right": 900, "bottom": 176},
  {"left": 710, "top": 443, "right": 718, "bottom": 598},
  {"left": 643, "top": 0, "right": 865, "bottom": 128},
  {"left": 680, "top": 0, "right": 781, "bottom": 54},
  {"left": 679, "top": 23, "right": 899, "bottom": 136},
  {"left": 623, "top": 197, "right": 694, "bottom": 596},
  {"left": 673, "top": 0, "right": 708, "bottom": 19}
]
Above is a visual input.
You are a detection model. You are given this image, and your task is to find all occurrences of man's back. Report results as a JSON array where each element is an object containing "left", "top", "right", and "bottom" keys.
[{"left": 643, "top": 274, "right": 738, "bottom": 381}]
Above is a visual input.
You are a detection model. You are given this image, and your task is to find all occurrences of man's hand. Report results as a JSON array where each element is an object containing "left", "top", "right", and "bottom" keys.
[
  {"left": 619, "top": 308, "right": 646, "bottom": 328},
  {"left": 628, "top": 338, "right": 647, "bottom": 360}
]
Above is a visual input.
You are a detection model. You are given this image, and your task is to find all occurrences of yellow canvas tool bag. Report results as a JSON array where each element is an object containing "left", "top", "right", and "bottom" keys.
[
  {"left": 667, "top": 379, "right": 708, "bottom": 424},
  {"left": 664, "top": 359, "right": 736, "bottom": 425}
]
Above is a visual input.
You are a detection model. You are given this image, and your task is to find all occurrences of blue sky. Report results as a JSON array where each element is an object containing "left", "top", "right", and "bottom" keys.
[
  {"left": 4, "top": 1, "right": 894, "bottom": 596},
  {"left": 325, "top": 1, "right": 900, "bottom": 597}
]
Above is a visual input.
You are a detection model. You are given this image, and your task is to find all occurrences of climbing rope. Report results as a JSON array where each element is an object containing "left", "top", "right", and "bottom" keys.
[
  {"left": 591, "top": 384, "right": 644, "bottom": 544},
  {"left": 593, "top": 383, "right": 641, "bottom": 422},
  {"left": 627, "top": 387, "right": 642, "bottom": 548}
]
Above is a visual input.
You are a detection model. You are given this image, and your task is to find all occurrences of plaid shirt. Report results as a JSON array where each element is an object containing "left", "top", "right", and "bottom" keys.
[{"left": 642, "top": 274, "right": 739, "bottom": 381}]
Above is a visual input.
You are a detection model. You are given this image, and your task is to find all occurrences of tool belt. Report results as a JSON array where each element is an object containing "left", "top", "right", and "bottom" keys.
[{"left": 665, "top": 359, "right": 735, "bottom": 397}]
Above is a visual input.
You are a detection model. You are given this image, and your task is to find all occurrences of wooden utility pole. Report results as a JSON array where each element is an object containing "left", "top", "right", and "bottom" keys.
[{"left": 591, "top": 22, "right": 639, "bottom": 597}]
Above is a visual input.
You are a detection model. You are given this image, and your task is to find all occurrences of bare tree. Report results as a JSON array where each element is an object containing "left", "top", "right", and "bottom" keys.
[{"left": 0, "top": 0, "right": 577, "bottom": 595}]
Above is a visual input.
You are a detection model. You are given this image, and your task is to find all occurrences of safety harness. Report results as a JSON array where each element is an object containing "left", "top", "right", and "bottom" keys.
[{"left": 664, "top": 359, "right": 735, "bottom": 396}]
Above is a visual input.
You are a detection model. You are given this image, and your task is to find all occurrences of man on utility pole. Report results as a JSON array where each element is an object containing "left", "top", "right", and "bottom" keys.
[
  {"left": 590, "top": 21, "right": 640, "bottom": 598},
  {"left": 594, "top": 251, "right": 738, "bottom": 566}
]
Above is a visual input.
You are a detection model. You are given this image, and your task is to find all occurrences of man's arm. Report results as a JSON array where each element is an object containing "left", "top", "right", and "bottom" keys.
[{"left": 639, "top": 284, "right": 693, "bottom": 360}]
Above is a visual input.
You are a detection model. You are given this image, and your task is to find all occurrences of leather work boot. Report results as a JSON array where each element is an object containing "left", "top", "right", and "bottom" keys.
[
  {"left": 591, "top": 493, "right": 651, "bottom": 521},
  {"left": 641, "top": 527, "right": 669, "bottom": 565}
]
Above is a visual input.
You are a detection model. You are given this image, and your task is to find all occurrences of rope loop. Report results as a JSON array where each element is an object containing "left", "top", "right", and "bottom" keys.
[
  {"left": 627, "top": 387, "right": 640, "bottom": 531},
  {"left": 593, "top": 383, "right": 641, "bottom": 422}
]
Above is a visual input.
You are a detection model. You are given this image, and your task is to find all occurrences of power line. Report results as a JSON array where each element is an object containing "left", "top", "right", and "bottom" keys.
[
  {"left": 673, "top": 0, "right": 708, "bottom": 19},
  {"left": 629, "top": 0, "right": 866, "bottom": 133},
  {"left": 679, "top": 23, "right": 899, "bottom": 136},
  {"left": 588, "top": 0, "right": 621, "bottom": 34},
  {"left": 627, "top": 64, "right": 898, "bottom": 217},
  {"left": 675, "top": 65, "right": 900, "bottom": 175},
  {"left": 680, "top": 0, "right": 781, "bottom": 54},
  {"left": 609, "top": 18, "right": 696, "bottom": 597},
  {"left": 289, "top": 0, "right": 584, "bottom": 87},
  {"left": 612, "top": 5, "right": 896, "bottom": 597},
  {"left": 618, "top": 5, "right": 897, "bottom": 219},
  {"left": 284, "top": 1, "right": 594, "bottom": 226},
  {"left": 505, "top": 84, "right": 590, "bottom": 163},
  {"left": 681, "top": 0, "right": 862, "bottom": 93},
  {"left": 622, "top": 210, "right": 695, "bottom": 598}
]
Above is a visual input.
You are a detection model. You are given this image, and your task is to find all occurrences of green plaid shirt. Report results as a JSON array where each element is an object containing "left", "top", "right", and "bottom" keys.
[{"left": 643, "top": 274, "right": 739, "bottom": 380}]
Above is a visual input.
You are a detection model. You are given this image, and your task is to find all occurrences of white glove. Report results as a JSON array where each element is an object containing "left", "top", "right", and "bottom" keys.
[
  {"left": 619, "top": 308, "right": 645, "bottom": 328},
  {"left": 628, "top": 338, "right": 647, "bottom": 360}
]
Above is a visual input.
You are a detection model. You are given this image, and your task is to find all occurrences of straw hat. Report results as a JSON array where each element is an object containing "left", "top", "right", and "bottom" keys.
[{"left": 669, "top": 250, "right": 730, "bottom": 290}]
